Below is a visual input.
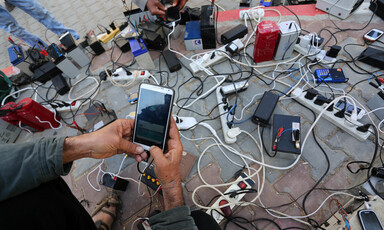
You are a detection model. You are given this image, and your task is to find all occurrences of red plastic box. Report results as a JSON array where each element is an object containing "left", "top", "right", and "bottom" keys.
[{"left": 253, "top": 21, "right": 280, "bottom": 63}]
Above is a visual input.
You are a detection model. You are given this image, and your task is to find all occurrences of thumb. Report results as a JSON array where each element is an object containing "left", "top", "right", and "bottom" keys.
[
  {"left": 119, "top": 139, "right": 144, "bottom": 155},
  {"left": 150, "top": 146, "right": 164, "bottom": 162}
]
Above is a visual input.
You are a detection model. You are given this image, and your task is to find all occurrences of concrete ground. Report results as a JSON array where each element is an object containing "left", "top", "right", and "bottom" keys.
[{"left": 2, "top": 0, "right": 384, "bottom": 229}]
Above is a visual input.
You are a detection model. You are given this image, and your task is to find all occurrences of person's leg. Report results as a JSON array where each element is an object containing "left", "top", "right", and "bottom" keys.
[
  {"left": 0, "top": 4, "right": 46, "bottom": 47},
  {"left": 191, "top": 210, "right": 222, "bottom": 230},
  {"left": 7, "top": 0, "right": 80, "bottom": 39},
  {"left": 0, "top": 178, "right": 98, "bottom": 230}
]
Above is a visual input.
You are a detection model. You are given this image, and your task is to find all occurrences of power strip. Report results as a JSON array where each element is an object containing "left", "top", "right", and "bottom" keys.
[
  {"left": 216, "top": 87, "right": 237, "bottom": 144},
  {"left": 173, "top": 116, "right": 198, "bottom": 130},
  {"left": 108, "top": 68, "right": 150, "bottom": 82},
  {"left": 291, "top": 88, "right": 371, "bottom": 142},
  {"left": 206, "top": 172, "right": 255, "bottom": 224},
  {"left": 239, "top": 9, "right": 251, "bottom": 20},
  {"left": 189, "top": 39, "right": 244, "bottom": 74},
  {"left": 293, "top": 44, "right": 337, "bottom": 69},
  {"left": 46, "top": 101, "right": 82, "bottom": 113}
]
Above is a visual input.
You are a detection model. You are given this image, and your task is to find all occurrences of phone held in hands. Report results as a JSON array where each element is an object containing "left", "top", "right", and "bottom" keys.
[{"left": 133, "top": 83, "right": 175, "bottom": 152}]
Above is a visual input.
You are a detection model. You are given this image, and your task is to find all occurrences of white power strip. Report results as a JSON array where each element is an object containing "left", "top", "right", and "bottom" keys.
[
  {"left": 173, "top": 116, "right": 198, "bottom": 130},
  {"left": 216, "top": 87, "right": 237, "bottom": 144},
  {"left": 293, "top": 44, "right": 337, "bottom": 69},
  {"left": 239, "top": 9, "right": 251, "bottom": 20},
  {"left": 46, "top": 101, "right": 82, "bottom": 113},
  {"left": 108, "top": 68, "right": 150, "bottom": 82},
  {"left": 291, "top": 88, "right": 371, "bottom": 142},
  {"left": 189, "top": 39, "right": 244, "bottom": 74},
  {"left": 206, "top": 172, "right": 255, "bottom": 224}
]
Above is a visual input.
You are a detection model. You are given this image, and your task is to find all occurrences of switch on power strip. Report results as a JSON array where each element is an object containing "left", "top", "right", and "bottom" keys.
[
  {"left": 291, "top": 88, "right": 371, "bottom": 142},
  {"left": 108, "top": 68, "right": 150, "bottom": 82},
  {"left": 206, "top": 172, "right": 255, "bottom": 224},
  {"left": 216, "top": 87, "right": 237, "bottom": 144},
  {"left": 190, "top": 39, "right": 244, "bottom": 74}
]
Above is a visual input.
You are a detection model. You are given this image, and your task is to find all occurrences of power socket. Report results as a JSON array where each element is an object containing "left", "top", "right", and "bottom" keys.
[
  {"left": 108, "top": 68, "right": 150, "bottom": 82},
  {"left": 216, "top": 87, "right": 237, "bottom": 144},
  {"left": 291, "top": 88, "right": 371, "bottom": 142},
  {"left": 189, "top": 39, "right": 244, "bottom": 74},
  {"left": 206, "top": 172, "right": 255, "bottom": 224},
  {"left": 46, "top": 101, "right": 82, "bottom": 113},
  {"left": 293, "top": 43, "right": 337, "bottom": 69},
  {"left": 173, "top": 115, "right": 198, "bottom": 130},
  {"left": 239, "top": 9, "right": 250, "bottom": 20}
]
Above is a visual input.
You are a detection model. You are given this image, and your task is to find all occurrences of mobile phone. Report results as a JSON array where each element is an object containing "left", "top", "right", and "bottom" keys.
[
  {"left": 364, "top": 29, "right": 384, "bottom": 42},
  {"left": 358, "top": 210, "right": 384, "bottom": 230},
  {"left": 334, "top": 100, "right": 365, "bottom": 120},
  {"left": 133, "top": 83, "right": 174, "bottom": 152}
]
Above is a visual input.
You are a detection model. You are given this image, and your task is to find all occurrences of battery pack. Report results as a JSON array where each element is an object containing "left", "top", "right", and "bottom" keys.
[
  {"left": 51, "top": 74, "right": 70, "bottom": 95},
  {"left": 251, "top": 91, "right": 279, "bottom": 126},
  {"left": 253, "top": 21, "right": 279, "bottom": 63},
  {"left": 163, "top": 49, "right": 181, "bottom": 73},
  {"left": 221, "top": 24, "right": 248, "bottom": 44},
  {"left": 314, "top": 68, "right": 347, "bottom": 83}
]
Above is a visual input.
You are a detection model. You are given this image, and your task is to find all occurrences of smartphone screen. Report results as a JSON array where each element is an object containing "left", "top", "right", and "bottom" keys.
[
  {"left": 133, "top": 84, "right": 174, "bottom": 151},
  {"left": 359, "top": 210, "right": 384, "bottom": 230},
  {"left": 367, "top": 30, "right": 383, "bottom": 39}
]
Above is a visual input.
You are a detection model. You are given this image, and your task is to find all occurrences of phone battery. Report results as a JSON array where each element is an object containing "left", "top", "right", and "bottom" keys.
[{"left": 314, "top": 68, "right": 347, "bottom": 83}]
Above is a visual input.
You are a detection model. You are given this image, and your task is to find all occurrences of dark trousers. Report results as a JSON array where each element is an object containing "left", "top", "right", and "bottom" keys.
[{"left": 0, "top": 178, "right": 221, "bottom": 230}]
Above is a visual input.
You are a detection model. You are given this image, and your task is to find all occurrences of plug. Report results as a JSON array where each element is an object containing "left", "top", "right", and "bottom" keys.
[
  {"left": 227, "top": 127, "right": 241, "bottom": 138},
  {"left": 327, "top": 103, "right": 334, "bottom": 112},
  {"left": 357, "top": 124, "right": 370, "bottom": 133},
  {"left": 304, "top": 89, "right": 318, "bottom": 100},
  {"left": 350, "top": 108, "right": 358, "bottom": 122},
  {"left": 334, "top": 109, "right": 345, "bottom": 118}
]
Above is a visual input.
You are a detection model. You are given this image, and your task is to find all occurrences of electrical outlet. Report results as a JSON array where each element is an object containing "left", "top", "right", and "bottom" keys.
[
  {"left": 239, "top": 9, "right": 250, "bottom": 20},
  {"left": 291, "top": 88, "right": 371, "bottom": 142},
  {"left": 206, "top": 172, "right": 255, "bottom": 224},
  {"left": 216, "top": 87, "right": 237, "bottom": 144},
  {"left": 46, "top": 101, "right": 82, "bottom": 113},
  {"left": 173, "top": 116, "right": 198, "bottom": 130},
  {"left": 293, "top": 44, "right": 337, "bottom": 69},
  {"left": 108, "top": 68, "right": 150, "bottom": 82},
  {"left": 189, "top": 39, "right": 244, "bottom": 74}
]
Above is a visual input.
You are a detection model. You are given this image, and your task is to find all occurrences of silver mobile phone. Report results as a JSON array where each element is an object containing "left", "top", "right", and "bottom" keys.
[
  {"left": 358, "top": 209, "right": 384, "bottom": 230},
  {"left": 132, "top": 83, "right": 174, "bottom": 152}
]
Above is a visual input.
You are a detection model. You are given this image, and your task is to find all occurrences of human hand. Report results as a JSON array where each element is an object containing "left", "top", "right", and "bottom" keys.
[
  {"left": 146, "top": 0, "right": 167, "bottom": 15},
  {"left": 63, "top": 119, "right": 147, "bottom": 164},
  {"left": 150, "top": 118, "right": 184, "bottom": 210},
  {"left": 171, "top": 0, "right": 188, "bottom": 9}
]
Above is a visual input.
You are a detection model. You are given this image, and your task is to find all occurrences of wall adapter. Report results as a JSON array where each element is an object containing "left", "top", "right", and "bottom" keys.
[
  {"left": 221, "top": 24, "right": 248, "bottom": 44},
  {"left": 162, "top": 49, "right": 181, "bottom": 73},
  {"left": 251, "top": 91, "right": 279, "bottom": 127}
]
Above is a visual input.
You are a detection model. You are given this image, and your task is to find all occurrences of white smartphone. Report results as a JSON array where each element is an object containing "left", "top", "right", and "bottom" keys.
[
  {"left": 364, "top": 29, "right": 384, "bottom": 42},
  {"left": 132, "top": 83, "right": 174, "bottom": 152},
  {"left": 358, "top": 210, "right": 384, "bottom": 230}
]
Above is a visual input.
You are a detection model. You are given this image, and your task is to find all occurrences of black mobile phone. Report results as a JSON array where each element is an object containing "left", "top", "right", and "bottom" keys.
[
  {"left": 132, "top": 83, "right": 174, "bottom": 152},
  {"left": 358, "top": 210, "right": 384, "bottom": 230}
]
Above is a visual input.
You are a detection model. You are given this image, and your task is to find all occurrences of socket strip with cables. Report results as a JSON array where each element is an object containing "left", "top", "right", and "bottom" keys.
[
  {"left": 291, "top": 88, "right": 371, "bottom": 141},
  {"left": 173, "top": 116, "right": 198, "bottom": 130},
  {"left": 46, "top": 101, "right": 82, "bottom": 113},
  {"left": 107, "top": 68, "right": 150, "bottom": 82},
  {"left": 189, "top": 39, "right": 244, "bottom": 74},
  {"left": 293, "top": 35, "right": 337, "bottom": 69},
  {"left": 207, "top": 172, "right": 255, "bottom": 224},
  {"left": 216, "top": 86, "right": 238, "bottom": 144}
]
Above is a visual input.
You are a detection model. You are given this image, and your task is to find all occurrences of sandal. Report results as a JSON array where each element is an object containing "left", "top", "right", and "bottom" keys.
[{"left": 91, "top": 193, "right": 121, "bottom": 230}]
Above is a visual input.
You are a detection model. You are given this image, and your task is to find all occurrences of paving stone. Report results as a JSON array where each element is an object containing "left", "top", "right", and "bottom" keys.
[
  {"left": 274, "top": 162, "right": 316, "bottom": 203},
  {"left": 323, "top": 163, "right": 366, "bottom": 190},
  {"left": 301, "top": 122, "right": 349, "bottom": 180},
  {"left": 313, "top": 117, "right": 339, "bottom": 141},
  {"left": 180, "top": 151, "right": 197, "bottom": 181},
  {"left": 73, "top": 158, "right": 103, "bottom": 179},
  {"left": 185, "top": 162, "right": 226, "bottom": 206},
  {"left": 325, "top": 131, "right": 375, "bottom": 162},
  {"left": 104, "top": 154, "right": 137, "bottom": 174}
]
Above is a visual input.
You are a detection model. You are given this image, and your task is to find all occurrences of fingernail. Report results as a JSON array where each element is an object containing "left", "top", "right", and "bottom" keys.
[{"left": 136, "top": 146, "right": 144, "bottom": 153}]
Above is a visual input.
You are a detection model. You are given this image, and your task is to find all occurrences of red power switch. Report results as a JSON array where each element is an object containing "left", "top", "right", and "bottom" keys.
[
  {"left": 141, "top": 71, "right": 145, "bottom": 75},
  {"left": 237, "top": 181, "right": 247, "bottom": 190}
]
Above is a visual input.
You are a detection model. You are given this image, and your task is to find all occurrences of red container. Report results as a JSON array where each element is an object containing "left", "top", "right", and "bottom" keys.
[
  {"left": 16, "top": 98, "right": 60, "bottom": 130},
  {"left": 253, "top": 21, "right": 280, "bottom": 63},
  {"left": 0, "top": 102, "right": 43, "bottom": 131}
]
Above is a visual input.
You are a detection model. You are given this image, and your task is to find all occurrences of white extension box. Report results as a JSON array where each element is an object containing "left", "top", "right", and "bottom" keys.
[
  {"left": 274, "top": 20, "right": 301, "bottom": 61},
  {"left": 316, "top": 0, "right": 362, "bottom": 19}
]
